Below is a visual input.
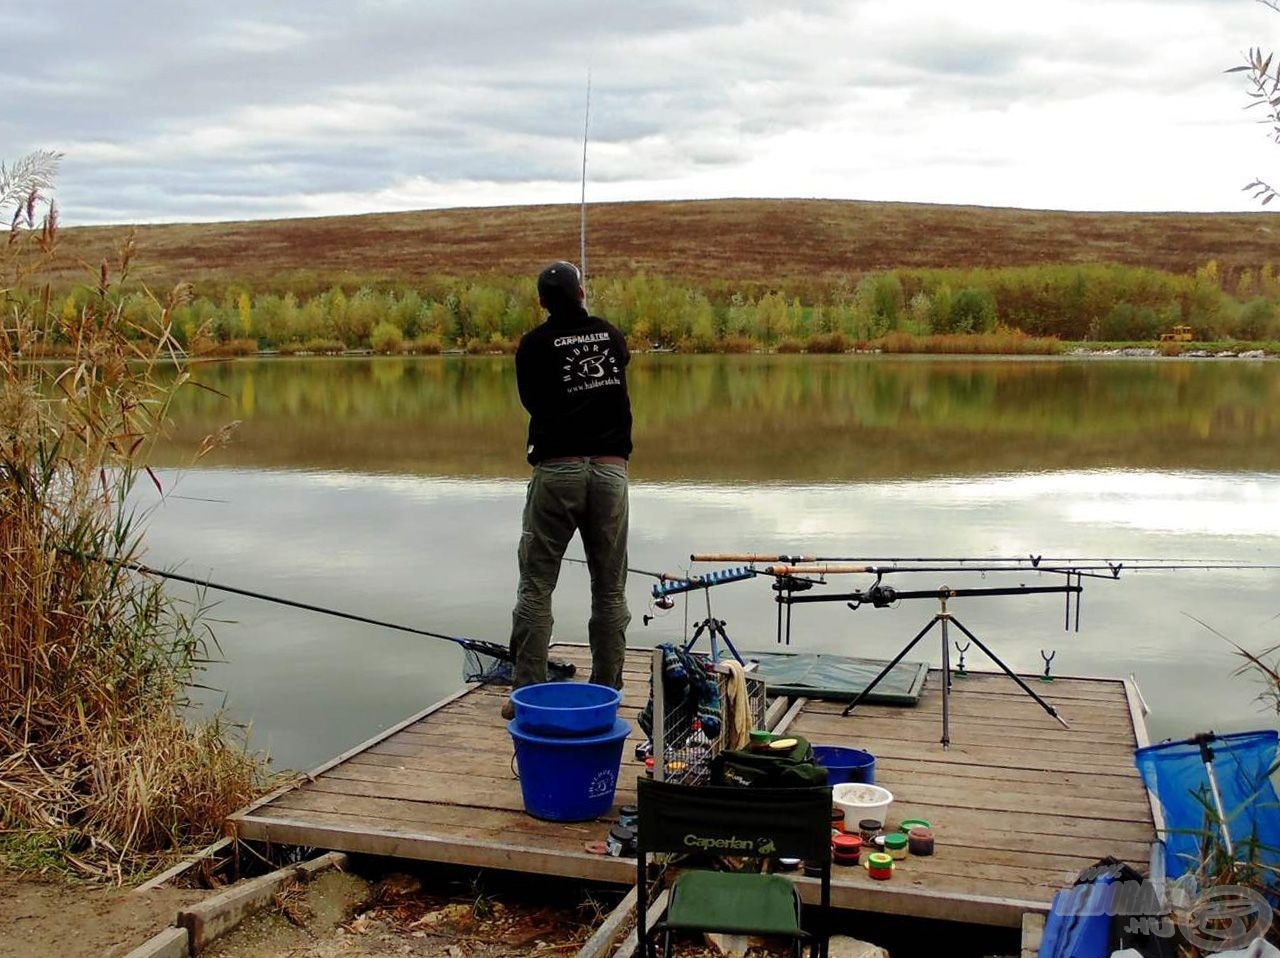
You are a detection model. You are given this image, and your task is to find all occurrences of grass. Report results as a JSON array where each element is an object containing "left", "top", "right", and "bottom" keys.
[
  {"left": 41, "top": 198, "right": 1280, "bottom": 294},
  {"left": 876, "top": 329, "right": 1065, "bottom": 355},
  {"left": 1, "top": 154, "right": 267, "bottom": 882}
]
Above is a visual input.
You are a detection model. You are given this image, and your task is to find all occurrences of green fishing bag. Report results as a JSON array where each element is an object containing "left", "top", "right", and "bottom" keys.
[{"left": 711, "top": 736, "right": 829, "bottom": 788}]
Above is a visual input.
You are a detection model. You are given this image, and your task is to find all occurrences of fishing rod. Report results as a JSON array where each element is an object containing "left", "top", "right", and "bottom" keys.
[
  {"left": 74, "top": 552, "right": 575, "bottom": 680},
  {"left": 761, "top": 562, "right": 1280, "bottom": 581},
  {"left": 580, "top": 67, "right": 591, "bottom": 308},
  {"left": 562, "top": 555, "right": 685, "bottom": 582},
  {"left": 693, "top": 551, "right": 1280, "bottom": 569}
]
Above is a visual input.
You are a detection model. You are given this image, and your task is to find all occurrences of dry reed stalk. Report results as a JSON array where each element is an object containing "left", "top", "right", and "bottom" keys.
[{"left": 1, "top": 153, "right": 266, "bottom": 882}]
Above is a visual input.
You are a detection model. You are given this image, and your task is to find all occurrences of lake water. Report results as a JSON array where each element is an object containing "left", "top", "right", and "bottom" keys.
[{"left": 142, "top": 355, "right": 1280, "bottom": 770}]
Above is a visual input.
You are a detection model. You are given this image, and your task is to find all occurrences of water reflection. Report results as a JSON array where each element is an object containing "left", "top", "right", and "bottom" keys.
[
  {"left": 137, "top": 356, "right": 1280, "bottom": 771},
  {"left": 163, "top": 356, "right": 1280, "bottom": 479}
]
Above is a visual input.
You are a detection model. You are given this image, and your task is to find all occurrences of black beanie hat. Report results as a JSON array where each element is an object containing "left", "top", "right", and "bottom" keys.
[{"left": 537, "top": 261, "right": 582, "bottom": 307}]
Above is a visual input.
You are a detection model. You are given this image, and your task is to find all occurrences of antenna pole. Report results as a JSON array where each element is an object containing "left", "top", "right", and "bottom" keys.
[{"left": 580, "top": 68, "right": 591, "bottom": 309}]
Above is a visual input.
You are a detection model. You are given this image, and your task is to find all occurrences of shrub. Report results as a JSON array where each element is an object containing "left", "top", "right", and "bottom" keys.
[
  {"left": 805, "top": 331, "right": 850, "bottom": 354},
  {"left": 721, "top": 334, "right": 756, "bottom": 354},
  {"left": 404, "top": 334, "right": 443, "bottom": 355},
  {"left": 676, "top": 332, "right": 718, "bottom": 353},
  {"left": 1234, "top": 298, "right": 1278, "bottom": 341},
  {"left": 200, "top": 337, "right": 258, "bottom": 357},
  {"left": 948, "top": 287, "right": 998, "bottom": 333},
  {"left": 302, "top": 338, "right": 346, "bottom": 355},
  {"left": 276, "top": 340, "right": 303, "bottom": 356},
  {"left": 877, "top": 328, "right": 1062, "bottom": 355},
  {"left": 370, "top": 320, "right": 404, "bottom": 354},
  {"left": 0, "top": 154, "right": 265, "bottom": 879},
  {"left": 775, "top": 337, "right": 804, "bottom": 354}
]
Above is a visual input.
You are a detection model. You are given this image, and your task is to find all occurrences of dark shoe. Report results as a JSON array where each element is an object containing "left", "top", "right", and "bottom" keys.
[{"left": 501, "top": 698, "right": 515, "bottom": 720}]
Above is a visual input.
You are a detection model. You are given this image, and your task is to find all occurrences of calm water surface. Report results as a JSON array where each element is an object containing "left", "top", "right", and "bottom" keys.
[{"left": 143, "top": 356, "right": 1280, "bottom": 769}]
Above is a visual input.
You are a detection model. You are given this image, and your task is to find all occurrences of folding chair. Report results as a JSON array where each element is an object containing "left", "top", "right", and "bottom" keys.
[{"left": 635, "top": 777, "right": 833, "bottom": 958}]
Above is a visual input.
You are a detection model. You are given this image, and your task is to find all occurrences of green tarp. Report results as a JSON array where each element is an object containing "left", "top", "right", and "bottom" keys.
[{"left": 736, "top": 650, "right": 929, "bottom": 705}]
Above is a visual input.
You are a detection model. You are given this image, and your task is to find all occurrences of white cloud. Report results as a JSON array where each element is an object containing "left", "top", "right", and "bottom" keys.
[{"left": 8, "top": 0, "right": 1280, "bottom": 223}]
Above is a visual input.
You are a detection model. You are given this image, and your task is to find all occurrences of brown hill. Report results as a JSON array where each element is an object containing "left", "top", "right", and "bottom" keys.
[{"left": 49, "top": 198, "right": 1280, "bottom": 291}]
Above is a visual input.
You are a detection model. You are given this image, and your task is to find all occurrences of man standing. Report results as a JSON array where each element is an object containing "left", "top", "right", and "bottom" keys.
[{"left": 504, "top": 261, "right": 633, "bottom": 717}]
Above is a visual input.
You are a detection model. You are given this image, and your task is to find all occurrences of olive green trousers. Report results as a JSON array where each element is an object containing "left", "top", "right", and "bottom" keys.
[{"left": 509, "top": 458, "right": 630, "bottom": 690}]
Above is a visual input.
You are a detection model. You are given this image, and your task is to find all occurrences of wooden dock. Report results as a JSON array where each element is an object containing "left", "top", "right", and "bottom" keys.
[{"left": 230, "top": 644, "right": 1156, "bottom": 929}]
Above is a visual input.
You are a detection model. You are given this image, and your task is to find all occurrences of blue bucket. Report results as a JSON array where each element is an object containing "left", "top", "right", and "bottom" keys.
[
  {"left": 509, "top": 717, "right": 631, "bottom": 821},
  {"left": 510, "top": 682, "right": 621, "bottom": 737},
  {"left": 813, "top": 745, "right": 876, "bottom": 785}
]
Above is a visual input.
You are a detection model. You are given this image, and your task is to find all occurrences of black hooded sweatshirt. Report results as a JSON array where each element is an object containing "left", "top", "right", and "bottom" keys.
[{"left": 515, "top": 303, "right": 632, "bottom": 465}]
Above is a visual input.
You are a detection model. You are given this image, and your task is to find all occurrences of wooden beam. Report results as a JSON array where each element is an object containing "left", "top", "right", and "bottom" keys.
[
  {"left": 121, "top": 926, "right": 189, "bottom": 958},
  {"left": 233, "top": 814, "right": 635, "bottom": 885},
  {"left": 574, "top": 887, "right": 638, "bottom": 958},
  {"left": 135, "top": 837, "right": 232, "bottom": 893},
  {"left": 1021, "top": 912, "right": 1046, "bottom": 958},
  {"left": 612, "top": 890, "right": 670, "bottom": 958},
  {"left": 772, "top": 697, "right": 808, "bottom": 736}
]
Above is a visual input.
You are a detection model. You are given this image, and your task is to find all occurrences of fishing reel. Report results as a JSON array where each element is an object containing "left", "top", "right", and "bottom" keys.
[
  {"left": 643, "top": 592, "right": 677, "bottom": 626},
  {"left": 771, "top": 575, "right": 814, "bottom": 596},
  {"left": 846, "top": 574, "right": 898, "bottom": 610}
]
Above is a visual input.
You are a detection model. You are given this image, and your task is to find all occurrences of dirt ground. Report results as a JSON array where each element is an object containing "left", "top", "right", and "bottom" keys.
[
  {"left": 0, "top": 867, "right": 204, "bottom": 958},
  {"left": 0, "top": 858, "right": 1021, "bottom": 958},
  {"left": 204, "top": 869, "right": 603, "bottom": 958}
]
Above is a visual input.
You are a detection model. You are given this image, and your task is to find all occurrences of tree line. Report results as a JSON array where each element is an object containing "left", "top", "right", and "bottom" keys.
[{"left": 33, "top": 260, "right": 1280, "bottom": 355}]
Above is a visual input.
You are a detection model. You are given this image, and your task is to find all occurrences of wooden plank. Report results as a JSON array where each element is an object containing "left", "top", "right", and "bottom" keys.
[
  {"left": 805, "top": 685, "right": 1132, "bottom": 715},
  {"left": 263, "top": 786, "right": 1152, "bottom": 864},
  {"left": 178, "top": 860, "right": 304, "bottom": 953},
  {"left": 575, "top": 887, "right": 638, "bottom": 958},
  {"left": 790, "top": 732, "right": 1141, "bottom": 775},
  {"left": 794, "top": 873, "right": 1045, "bottom": 928},
  {"left": 244, "top": 803, "right": 1081, "bottom": 914},
  {"left": 772, "top": 697, "right": 808, "bottom": 736},
  {"left": 135, "top": 837, "right": 232, "bottom": 893},
  {"left": 828, "top": 857, "right": 1066, "bottom": 896},
  {"left": 878, "top": 796, "right": 1153, "bottom": 843},
  {"left": 827, "top": 703, "right": 1136, "bottom": 734},
  {"left": 831, "top": 707, "right": 1133, "bottom": 738},
  {"left": 614, "top": 889, "right": 669, "bottom": 958},
  {"left": 1124, "top": 675, "right": 1166, "bottom": 831},
  {"left": 229, "top": 682, "right": 478, "bottom": 822},
  {"left": 792, "top": 737, "right": 1140, "bottom": 777},
  {"left": 349, "top": 748, "right": 1144, "bottom": 807},
  {"left": 1022, "top": 912, "right": 1046, "bottom": 958},
  {"left": 861, "top": 775, "right": 1152, "bottom": 822},
  {"left": 794, "top": 717, "right": 1137, "bottom": 764},
  {"left": 868, "top": 756, "right": 1142, "bottom": 792},
  {"left": 763, "top": 695, "right": 791, "bottom": 730},
  {"left": 234, "top": 812, "right": 636, "bottom": 884},
  {"left": 816, "top": 713, "right": 1136, "bottom": 748},
  {"left": 122, "top": 927, "right": 189, "bottom": 958},
  {"left": 316, "top": 755, "right": 1147, "bottom": 825},
  {"left": 916, "top": 672, "right": 1129, "bottom": 702},
  {"left": 266, "top": 790, "right": 612, "bottom": 841},
  {"left": 301, "top": 772, "right": 634, "bottom": 814}
]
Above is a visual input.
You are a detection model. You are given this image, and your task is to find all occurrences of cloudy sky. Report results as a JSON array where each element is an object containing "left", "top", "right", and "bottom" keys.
[{"left": 5, "top": 0, "right": 1279, "bottom": 225}]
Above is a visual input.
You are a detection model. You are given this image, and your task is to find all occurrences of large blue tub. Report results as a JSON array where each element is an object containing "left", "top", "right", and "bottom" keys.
[
  {"left": 510, "top": 682, "right": 621, "bottom": 737},
  {"left": 813, "top": 745, "right": 876, "bottom": 785},
  {"left": 509, "top": 717, "right": 631, "bottom": 821}
]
